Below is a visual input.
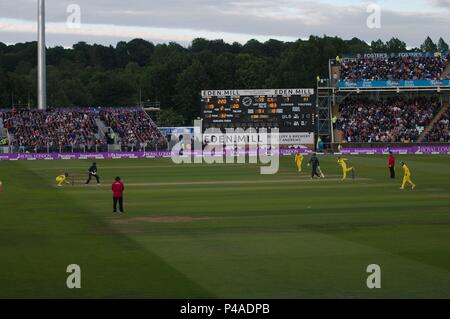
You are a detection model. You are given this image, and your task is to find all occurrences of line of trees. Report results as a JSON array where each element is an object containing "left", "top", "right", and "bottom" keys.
[{"left": 0, "top": 36, "right": 448, "bottom": 126}]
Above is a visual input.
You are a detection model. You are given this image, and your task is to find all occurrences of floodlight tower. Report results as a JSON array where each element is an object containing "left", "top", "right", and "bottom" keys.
[{"left": 37, "top": 0, "right": 47, "bottom": 110}]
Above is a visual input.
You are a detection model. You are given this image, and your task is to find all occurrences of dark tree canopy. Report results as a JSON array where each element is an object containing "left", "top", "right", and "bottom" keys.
[{"left": 420, "top": 36, "right": 438, "bottom": 52}]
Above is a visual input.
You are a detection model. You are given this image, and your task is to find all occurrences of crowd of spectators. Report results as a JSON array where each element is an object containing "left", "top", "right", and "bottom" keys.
[
  {"left": 99, "top": 108, "right": 166, "bottom": 147},
  {"left": 426, "top": 107, "right": 450, "bottom": 142},
  {"left": 0, "top": 107, "right": 166, "bottom": 150},
  {"left": 338, "top": 97, "right": 442, "bottom": 143},
  {"left": 340, "top": 54, "right": 450, "bottom": 81},
  {"left": 0, "top": 109, "right": 101, "bottom": 149}
]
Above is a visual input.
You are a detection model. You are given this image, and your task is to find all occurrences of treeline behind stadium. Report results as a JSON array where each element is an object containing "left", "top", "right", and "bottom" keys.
[{"left": 0, "top": 36, "right": 448, "bottom": 126}]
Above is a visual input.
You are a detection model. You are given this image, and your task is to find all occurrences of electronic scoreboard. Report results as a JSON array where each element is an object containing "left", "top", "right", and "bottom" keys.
[{"left": 201, "top": 89, "right": 316, "bottom": 133}]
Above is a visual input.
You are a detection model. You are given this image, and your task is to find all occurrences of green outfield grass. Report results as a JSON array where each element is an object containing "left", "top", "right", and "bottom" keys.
[{"left": 0, "top": 154, "right": 449, "bottom": 298}]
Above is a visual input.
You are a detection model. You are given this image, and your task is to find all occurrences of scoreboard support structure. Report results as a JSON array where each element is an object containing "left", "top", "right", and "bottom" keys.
[{"left": 316, "top": 79, "right": 335, "bottom": 148}]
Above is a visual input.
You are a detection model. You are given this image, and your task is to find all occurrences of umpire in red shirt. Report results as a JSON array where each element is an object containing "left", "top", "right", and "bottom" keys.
[
  {"left": 388, "top": 152, "right": 396, "bottom": 179},
  {"left": 112, "top": 177, "right": 125, "bottom": 213}
]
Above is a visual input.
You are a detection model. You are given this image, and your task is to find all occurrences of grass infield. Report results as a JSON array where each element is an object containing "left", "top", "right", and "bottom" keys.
[{"left": 0, "top": 154, "right": 449, "bottom": 298}]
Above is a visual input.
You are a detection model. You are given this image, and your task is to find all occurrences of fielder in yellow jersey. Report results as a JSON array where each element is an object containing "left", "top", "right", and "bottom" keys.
[
  {"left": 56, "top": 173, "right": 70, "bottom": 187},
  {"left": 294, "top": 153, "right": 304, "bottom": 173},
  {"left": 337, "top": 157, "right": 355, "bottom": 180},
  {"left": 400, "top": 162, "right": 416, "bottom": 190}
]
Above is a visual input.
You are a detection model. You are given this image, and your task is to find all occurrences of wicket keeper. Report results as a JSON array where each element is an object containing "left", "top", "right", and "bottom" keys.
[
  {"left": 400, "top": 162, "right": 416, "bottom": 190},
  {"left": 56, "top": 173, "right": 70, "bottom": 187},
  {"left": 337, "top": 157, "right": 355, "bottom": 180},
  {"left": 294, "top": 152, "right": 304, "bottom": 173}
]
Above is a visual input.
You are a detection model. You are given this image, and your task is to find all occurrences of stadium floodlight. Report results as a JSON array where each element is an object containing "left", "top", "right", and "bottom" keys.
[{"left": 37, "top": 0, "right": 47, "bottom": 110}]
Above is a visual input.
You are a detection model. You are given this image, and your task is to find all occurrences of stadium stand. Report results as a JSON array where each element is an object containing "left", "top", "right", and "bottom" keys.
[
  {"left": 340, "top": 53, "right": 450, "bottom": 81},
  {"left": 425, "top": 106, "right": 450, "bottom": 142},
  {"left": 337, "top": 97, "right": 442, "bottom": 143},
  {"left": 0, "top": 109, "right": 101, "bottom": 150},
  {"left": 0, "top": 107, "right": 166, "bottom": 151},
  {"left": 99, "top": 108, "right": 166, "bottom": 148}
]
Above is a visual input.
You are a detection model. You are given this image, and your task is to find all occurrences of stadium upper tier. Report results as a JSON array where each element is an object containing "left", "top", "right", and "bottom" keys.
[
  {"left": 0, "top": 108, "right": 166, "bottom": 149},
  {"left": 339, "top": 53, "right": 450, "bottom": 81},
  {"left": 337, "top": 96, "right": 444, "bottom": 143}
]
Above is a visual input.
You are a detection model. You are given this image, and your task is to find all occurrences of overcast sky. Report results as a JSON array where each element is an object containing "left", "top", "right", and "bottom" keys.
[{"left": 0, "top": 0, "right": 449, "bottom": 47}]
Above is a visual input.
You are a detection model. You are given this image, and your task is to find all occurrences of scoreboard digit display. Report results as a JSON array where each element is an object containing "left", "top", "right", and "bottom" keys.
[{"left": 201, "top": 89, "right": 316, "bottom": 133}]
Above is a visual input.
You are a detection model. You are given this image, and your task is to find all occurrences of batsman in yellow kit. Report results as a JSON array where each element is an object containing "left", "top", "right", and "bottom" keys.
[
  {"left": 400, "top": 162, "right": 416, "bottom": 190},
  {"left": 337, "top": 157, "right": 355, "bottom": 180},
  {"left": 56, "top": 173, "right": 70, "bottom": 187},
  {"left": 294, "top": 153, "right": 304, "bottom": 173}
]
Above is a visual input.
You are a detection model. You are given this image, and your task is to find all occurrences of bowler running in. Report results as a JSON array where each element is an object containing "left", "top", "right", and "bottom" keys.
[{"left": 337, "top": 157, "right": 355, "bottom": 181}]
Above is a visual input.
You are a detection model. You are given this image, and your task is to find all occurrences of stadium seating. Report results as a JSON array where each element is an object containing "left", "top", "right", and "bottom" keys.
[
  {"left": 340, "top": 53, "right": 450, "bottom": 81},
  {"left": 337, "top": 97, "right": 442, "bottom": 143},
  {"left": 99, "top": 108, "right": 166, "bottom": 147},
  {"left": 0, "top": 108, "right": 166, "bottom": 150},
  {"left": 426, "top": 107, "right": 450, "bottom": 142},
  {"left": 0, "top": 109, "right": 101, "bottom": 149}
]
